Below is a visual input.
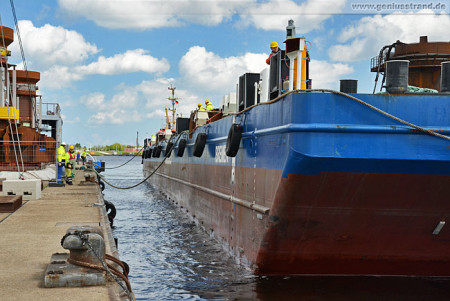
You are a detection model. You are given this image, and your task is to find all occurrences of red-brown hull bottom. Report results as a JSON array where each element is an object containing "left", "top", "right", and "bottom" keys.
[{"left": 144, "top": 161, "right": 450, "bottom": 276}]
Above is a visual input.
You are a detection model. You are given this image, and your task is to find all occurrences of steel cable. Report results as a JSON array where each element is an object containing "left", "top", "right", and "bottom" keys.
[{"left": 0, "top": 15, "right": 24, "bottom": 178}]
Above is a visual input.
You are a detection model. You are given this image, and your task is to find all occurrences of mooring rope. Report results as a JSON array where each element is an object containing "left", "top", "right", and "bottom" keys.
[
  {"left": 93, "top": 88, "right": 449, "bottom": 189},
  {"left": 66, "top": 231, "right": 135, "bottom": 301},
  {"left": 233, "top": 88, "right": 450, "bottom": 141},
  {"left": 105, "top": 148, "right": 144, "bottom": 170},
  {"left": 89, "top": 133, "right": 183, "bottom": 190}
]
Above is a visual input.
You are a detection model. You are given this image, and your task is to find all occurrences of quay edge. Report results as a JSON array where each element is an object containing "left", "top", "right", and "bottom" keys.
[{"left": 0, "top": 169, "right": 129, "bottom": 300}]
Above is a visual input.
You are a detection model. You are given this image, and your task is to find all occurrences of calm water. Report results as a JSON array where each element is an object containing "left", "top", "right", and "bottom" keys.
[{"left": 100, "top": 156, "right": 450, "bottom": 301}]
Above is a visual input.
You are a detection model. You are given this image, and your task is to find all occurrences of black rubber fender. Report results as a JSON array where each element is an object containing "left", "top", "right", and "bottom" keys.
[
  {"left": 147, "top": 148, "right": 153, "bottom": 158},
  {"left": 165, "top": 142, "right": 174, "bottom": 157},
  {"left": 104, "top": 200, "right": 117, "bottom": 219},
  {"left": 99, "top": 180, "right": 105, "bottom": 191},
  {"left": 154, "top": 145, "right": 162, "bottom": 158},
  {"left": 226, "top": 123, "right": 243, "bottom": 157},
  {"left": 193, "top": 133, "right": 207, "bottom": 157},
  {"left": 177, "top": 139, "right": 187, "bottom": 157},
  {"left": 104, "top": 200, "right": 116, "bottom": 227}
]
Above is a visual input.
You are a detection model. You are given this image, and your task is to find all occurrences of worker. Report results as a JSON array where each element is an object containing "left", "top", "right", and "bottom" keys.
[
  {"left": 266, "top": 41, "right": 280, "bottom": 65},
  {"left": 76, "top": 151, "right": 80, "bottom": 164},
  {"left": 57, "top": 142, "right": 66, "bottom": 184},
  {"left": 65, "top": 145, "right": 76, "bottom": 185},
  {"left": 81, "top": 148, "right": 87, "bottom": 165},
  {"left": 197, "top": 103, "right": 206, "bottom": 111},
  {"left": 205, "top": 100, "right": 214, "bottom": 112}
]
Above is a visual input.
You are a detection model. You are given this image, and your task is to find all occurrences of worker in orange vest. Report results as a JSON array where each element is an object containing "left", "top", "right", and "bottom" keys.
[{"left": 65, "top": 145, "right": 76, "bottom": 185}]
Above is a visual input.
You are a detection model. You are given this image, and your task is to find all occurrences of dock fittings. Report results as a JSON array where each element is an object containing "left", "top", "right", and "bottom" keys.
[
  {"left": 44, "top": 226, "right": 107, "bottom": 288},
  {"left": 44, "top": 226, "right": 131, "bottom": 293},
  {"left": 61, "top": 226, "right": 106, "bottom": 266},
  {"left": 80, "top": 171, "right": 96, "bottom": 185}
]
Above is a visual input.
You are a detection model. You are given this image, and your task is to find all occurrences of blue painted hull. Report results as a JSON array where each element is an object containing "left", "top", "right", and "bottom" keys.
[{"left": 144, "top": 91, "right": 450, "bottom": 275}]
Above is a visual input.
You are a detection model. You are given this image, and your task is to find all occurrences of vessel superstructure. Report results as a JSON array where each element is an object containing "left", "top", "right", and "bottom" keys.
[{"left": 0, "top": 25, "right": 62, "bottom": 171}]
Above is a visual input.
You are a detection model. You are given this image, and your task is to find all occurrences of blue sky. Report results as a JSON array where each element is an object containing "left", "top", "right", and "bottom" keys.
[{"left": 1, "top": 0, "right": 448, "bottom": 147}]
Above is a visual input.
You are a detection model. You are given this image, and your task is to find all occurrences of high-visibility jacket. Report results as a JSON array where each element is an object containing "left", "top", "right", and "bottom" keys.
[
  {"left": 206, "top": 103, "right": 214, "bottom": 111},
  {"left": 81, "top": 151, "right": 86, "bottom": 158},
  {"left": 198, "top": 105, "right": 206, "bottom": 111},
  {"left": 65, "top": 151, "right": 76, "bottom": 167},
  {"left": 57, "top": 146, "right": 66, "bottom": 162}
]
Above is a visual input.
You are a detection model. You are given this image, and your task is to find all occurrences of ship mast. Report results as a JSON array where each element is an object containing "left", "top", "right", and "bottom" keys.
[{"left": 167, "top": 85, "right": 179, "bottom": 130}]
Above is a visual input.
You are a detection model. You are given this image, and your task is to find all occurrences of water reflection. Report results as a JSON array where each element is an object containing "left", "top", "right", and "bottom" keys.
[{"left": 100, "top": 156, "right": 450, "bottom": 300}]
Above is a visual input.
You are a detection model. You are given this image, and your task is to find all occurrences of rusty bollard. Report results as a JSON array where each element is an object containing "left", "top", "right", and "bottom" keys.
[{"left": 44, "top": 226, "right": 106, "bottom": 288}]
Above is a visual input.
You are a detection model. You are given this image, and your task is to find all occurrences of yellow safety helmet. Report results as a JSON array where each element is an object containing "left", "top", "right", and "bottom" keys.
[
  {"left": 69, "top": 145, "right": 74, "bottom": 150},
  {"left": 198, "top": 103, "right": 202, "bottom": 107},
  {"left": 205, "top": 100, "right": 210, "bottom": 104},
  {"left": 270, "top": 41, "right": 278, "bottom": 48}
]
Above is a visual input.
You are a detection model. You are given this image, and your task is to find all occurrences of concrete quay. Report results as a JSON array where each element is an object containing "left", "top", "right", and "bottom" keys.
[{"left": 0, "top": 169, "right": 127, "bottom": 301}]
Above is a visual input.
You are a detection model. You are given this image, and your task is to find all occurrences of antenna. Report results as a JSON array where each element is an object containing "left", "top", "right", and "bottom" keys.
[{"left": 167, "top": 85, "right": 180, "bottom": 130}]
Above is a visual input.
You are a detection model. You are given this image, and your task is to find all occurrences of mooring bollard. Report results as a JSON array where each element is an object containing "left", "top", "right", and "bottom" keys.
[{"left": 44, "top": 226, "right": 106, "bottom": 288}]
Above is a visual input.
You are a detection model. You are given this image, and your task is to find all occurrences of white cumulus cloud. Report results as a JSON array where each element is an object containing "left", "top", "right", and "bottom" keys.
[
  {"left": 9, "top": 20, "right": 98, "bottom": 69},
  {"left": 39, "top": 50, "right": 170, "bottom": 89},
  {"left": 58, "top": 0, "right": 247, "bottom": 29},
  {"left": 179, "top": 46, "right": 267, "bottom": 93},
  {"left": 76, "top": 49, "right": 170, "bottom": 75},
  {"left": 58, "top": 0, "right": 342, "bottom": 32},
  {"left": 40, "top": 65, "right": 84, "bottom": 89},
  {"left": 309, "top": 59, "right": 355, "bottom": 89},
  {"left": 82, "top": 77, "right": 204, "bottom": 125},
  {"left": 328, "top": 10, "right": 450, "bottom": 62},
  {"left": 86, "top": 89, "right": 142, "bottom": 125},
  {"left": 240, "top": 0, "right": 346, "bottom": 32},
  {"left": 80, "top": 92, "right": 106, "bottom": 109}
]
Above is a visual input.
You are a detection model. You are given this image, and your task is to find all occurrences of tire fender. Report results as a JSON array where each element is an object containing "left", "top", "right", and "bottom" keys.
[
  {"left": 177, "top": 139, "right": 187, "bottom": 157},
  {"left": 104, "top": 200, "right": 116, "bottom": 227},
  {"left": 155, "top": 146, "right": 162, "bottom": 158},
  {"left": 99, "top": 180, "right": 105, "bottom": 191},
  {"left": 165, "top": 142, "right": 174, "bottom": 157},
  {"left": 193, "top": 133, "right": 207, "bottom": 157},
  {"left": 226, "top": 123, "right": 243, "bottom": 157}
]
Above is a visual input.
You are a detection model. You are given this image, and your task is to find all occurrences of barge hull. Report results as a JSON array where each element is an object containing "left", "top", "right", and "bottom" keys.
[{"left": 144, "top": 161, "right": 450, "bottom": 276}]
